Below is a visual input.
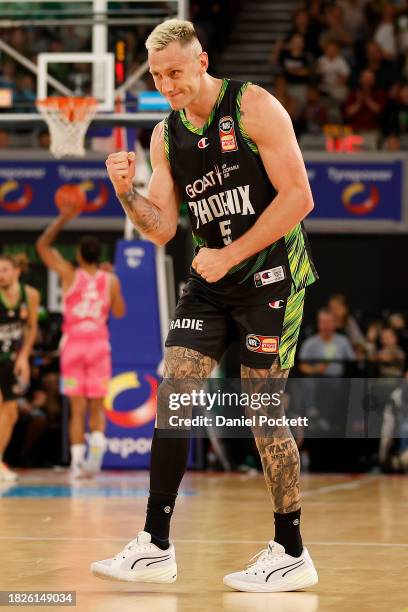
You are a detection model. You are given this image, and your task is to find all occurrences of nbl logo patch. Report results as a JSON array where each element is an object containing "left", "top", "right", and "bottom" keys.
[
  {"left": 246, "top": 335, "right": 279, "bottom": 354},
  {"left": 219, "top": 116, "right": 238, "bottom": 153}
]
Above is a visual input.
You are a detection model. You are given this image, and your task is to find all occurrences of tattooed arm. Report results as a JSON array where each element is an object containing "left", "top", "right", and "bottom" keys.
[
  {"left": 242, "top": 362, "right": 301, "bottom": 514},
  {"left": 105, "top": 121, "right": 180, "bottom": 246}
]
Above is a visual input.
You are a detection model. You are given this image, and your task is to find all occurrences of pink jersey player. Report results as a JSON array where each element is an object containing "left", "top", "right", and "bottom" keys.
[
  {"left": 37, "top": 216, "right": 125, "bottom": 479},
  {"left": 61, "top": 268, "right": 112, "bottom": 398}
]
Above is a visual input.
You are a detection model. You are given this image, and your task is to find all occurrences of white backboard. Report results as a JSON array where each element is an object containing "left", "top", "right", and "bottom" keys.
[{"left": 37, "top": 52, "right": 115, "bottom": 112}]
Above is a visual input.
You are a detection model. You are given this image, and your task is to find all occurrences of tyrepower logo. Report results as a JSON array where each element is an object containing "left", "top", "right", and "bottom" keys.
[
  {"left": 246, "top": 335, "right": 279, "bottom": 354},
  {"left": 104, "top": 371, "right": 157, "bottom": 428},
  {"left": 341, "top": 182, "right": 380, "bottom": 216},
  {"left": 0, "top": 180, "right": 33, "bottom": 212}
]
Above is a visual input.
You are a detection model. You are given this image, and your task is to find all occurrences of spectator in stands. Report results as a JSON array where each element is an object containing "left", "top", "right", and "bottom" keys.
[
  {"left": 0, "top": 61, "right": 17, "bottom": 99},
  {"left": 344, "top": 69, "right": 387, "bottom": 134},
  {"left": 9, "top": 28, "right": 29, "bottom": 57},
  {"left": 374, "top": 3, "right": 398, "bottom": 60},
  {"left": 299, "top": 84, "right": 329, "bottom": 134},
  {"left": 338, "top": 0, "right": 369, "bottom": 41},
  {"left": 0, "top": 130, "right": 11, "bottom": 149},
  {"left": 298, "top": 309, "right": 356, "bottom": 441},
  {"left": 62, "top": 26, "right": 90, "bottom": 53},
  {"left": 37, "top": 129, "right": 51, "bottom": 150},
  {"left": 298, "top": 308, "right": 356, "bottom": 378},
  {"left": 317, "top": 40, "right": 350, "bottom": 104},
  {"left": 308, "top": 0, "right": 327, "bottom": 42},
  {"left": 272, "top": 75, "right": 299, "bottom": 125},
  {"left": 375, "top": 327, "right": 406, "bottom": 377},
  {"left": 319, "top": 3, "right": 353, "bottom": 56},
  {"left": 379, "top": 374, "right": 408, "bottom": 472},
  {"left": 292, "top": 8, "right": 320, "bottom": 57},
  {"left": 365, "top": 320, "right": 384, "bottom": 359},
  {"left": 14, "top": 74, "right": 36, "bottom": 113},
  {"left": 48, "top": 39, "right": 70, "bottom": 83},
  {"left": 279, "top": 33, "right": 311, "bottom": 104},
  {"left": 388, "top": 312, "right": 408, "bottom": 355},
  {"left": 360, "top": 40, "right": 399, "bottom": 89},
  {"left": 382, "top": 133, "right": 401, "bottom": 149},
  {"left": 272, "top": 8, "right": 319, "bottom": 67},
  {"left": 328, "top": 293, "right": 366, "bottom": 353},
  {"left": 383, "top": 82, "right": 408, "bottom": 135}
]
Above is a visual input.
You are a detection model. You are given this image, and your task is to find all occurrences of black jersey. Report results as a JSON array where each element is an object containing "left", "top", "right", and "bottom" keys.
[
  {"left": 0, "top": 284, "right": 28, "bottom": 362},
  {"left": 165, "top": 78, "right": 317, "bottom": 305}
]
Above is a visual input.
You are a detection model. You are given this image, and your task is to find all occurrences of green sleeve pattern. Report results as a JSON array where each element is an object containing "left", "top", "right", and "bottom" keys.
[{"left": 236, "top": 82, "right": 259, "bottom": 155}]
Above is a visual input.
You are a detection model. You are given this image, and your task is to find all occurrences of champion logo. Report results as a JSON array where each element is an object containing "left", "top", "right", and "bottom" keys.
[
  {"left": 197, "top": 137, "right": 210, "bottom": 149},
  {"left": 269, "top": 300, "right": 285, "bottom": 309},
  {"left": 293, "top": 518, "right": 300, "bottom": 526},
  {"left": 164, "top": 506, "right": 171, "bottom": 514}
]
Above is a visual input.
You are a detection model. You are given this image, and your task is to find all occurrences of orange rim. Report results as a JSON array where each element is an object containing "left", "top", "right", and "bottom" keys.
[{"left": 36, "top": 96, "right": 97, "bottom": 121}]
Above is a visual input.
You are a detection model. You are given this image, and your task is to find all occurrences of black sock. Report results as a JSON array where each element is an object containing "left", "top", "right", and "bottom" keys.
[
  {"left": 144, "top": 429, "right": 190, "bottom": 549},
  {"left": 274, "top": 509, "right": 303, "bottom": 557},
  {"left": 144, "top": 492, "right": 176, "bottom": 549}
]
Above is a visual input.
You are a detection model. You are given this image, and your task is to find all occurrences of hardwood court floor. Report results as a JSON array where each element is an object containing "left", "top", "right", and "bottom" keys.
[{"left": 0, "top": 469, "right": 407, "bottom": 612}]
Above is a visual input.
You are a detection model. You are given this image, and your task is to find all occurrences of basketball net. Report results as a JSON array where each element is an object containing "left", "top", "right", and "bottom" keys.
[{"left": 36, "top": 97, "right": 97, "bottom": 158}]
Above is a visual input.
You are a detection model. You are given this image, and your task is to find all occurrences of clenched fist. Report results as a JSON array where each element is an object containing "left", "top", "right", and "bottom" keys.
[
  {"left": 192, "top": 247, "right": 233, "bottom": 283},
  {"left": 105, "top": 151, "right": 136, "bottom": 196}
]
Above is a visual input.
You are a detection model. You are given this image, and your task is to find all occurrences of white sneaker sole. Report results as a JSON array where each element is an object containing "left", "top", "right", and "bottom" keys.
[
  {"left": 91, "top": 562, "right": 178, "bottom": 584},
  {"left": 223, "top": 567, "right": 318, "bottom": 593}
]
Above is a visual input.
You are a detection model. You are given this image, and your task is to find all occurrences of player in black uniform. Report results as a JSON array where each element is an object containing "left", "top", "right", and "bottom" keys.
[
  {"left": 0, "top": 254, "right": 39, "bottom": 482},
  {"left": 92, "top": 20, "right": 319, "bottom": 592}
]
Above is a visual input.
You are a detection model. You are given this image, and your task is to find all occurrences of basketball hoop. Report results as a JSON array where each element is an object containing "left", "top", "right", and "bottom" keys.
[{"left": 36, "top": 96, "right": 97, "bottom": 158}]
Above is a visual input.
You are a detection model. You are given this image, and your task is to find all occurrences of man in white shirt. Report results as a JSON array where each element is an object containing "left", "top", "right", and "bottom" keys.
[{"left": 317, "top": 40, "right": 350, "bottom": 102}]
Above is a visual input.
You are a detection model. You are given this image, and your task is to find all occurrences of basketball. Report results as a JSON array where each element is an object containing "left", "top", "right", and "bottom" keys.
[{"left": 54, "top": 184, "right": 86, "bottom": 215}]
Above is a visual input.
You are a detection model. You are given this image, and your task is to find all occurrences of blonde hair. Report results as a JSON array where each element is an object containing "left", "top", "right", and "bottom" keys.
[
  {"left": 0, "top": 252, "right": 29, "bottom": 273},
  {"left": 145, "top": 19, "right": 199, "bottom": 52}
]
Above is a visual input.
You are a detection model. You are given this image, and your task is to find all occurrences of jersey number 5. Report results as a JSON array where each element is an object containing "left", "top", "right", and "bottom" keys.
[{"left": 219, "top": 220, "right": 232, "bottom": 245}]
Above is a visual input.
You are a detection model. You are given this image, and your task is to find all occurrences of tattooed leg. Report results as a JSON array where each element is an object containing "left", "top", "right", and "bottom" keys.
[
  {"left": 156, "top": 346, "right": 217, "bottom": 430},
  {"left": 241, "top": 361, "right": 301, "bottom": 514},
  {"left": 144, "top": 347, "right": 216, "bottom": 546}
]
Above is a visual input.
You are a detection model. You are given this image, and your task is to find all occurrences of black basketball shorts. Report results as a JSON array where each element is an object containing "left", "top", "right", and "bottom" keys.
[
  {"left": 165, "top": 282, "right": 305, "bottom": 370},
  {"left": 0, "top": 359, "right": 19, "bottom": 403}
]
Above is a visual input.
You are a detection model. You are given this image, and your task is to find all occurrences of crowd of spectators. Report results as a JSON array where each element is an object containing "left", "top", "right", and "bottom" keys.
[
  {"left": 0, "top": 2, "right": 238, "bottom": 107},
  {"left": 295, "top": 293, "right": 408, "bottom": 473},
  {"left": 2, "top": 1, "right": 408, "bottom": 150},
  {"left": 0, "top": 1, "right": 239, "bottom": 147},
  {"left": 272, "top": 1, "right": 408, "bottom": 149}
]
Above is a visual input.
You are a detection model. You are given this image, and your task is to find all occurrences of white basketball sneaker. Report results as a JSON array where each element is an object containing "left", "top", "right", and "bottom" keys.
[
  {"left": 82, "top": 432, "right": 106, "bottom": 478},
  {"left": 0, "top": 462, "right": 18, "bottom": 482},
  {"left": 223, "top": 541, "right": 318, "bottom": 593},
  {"left": 91, "top": 531, "right": 177, "bottom": 583}
]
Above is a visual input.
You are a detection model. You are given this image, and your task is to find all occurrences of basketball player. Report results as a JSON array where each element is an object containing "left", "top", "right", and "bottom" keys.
[
  {"left": 0, "top": 254, "right": 40, "bottom": 481},
  {"left": 36, "top": 209, "right": 126, "bottom": 478},
  {"left": 92, "top": 20, "right": 319, "bottom": 592}
]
